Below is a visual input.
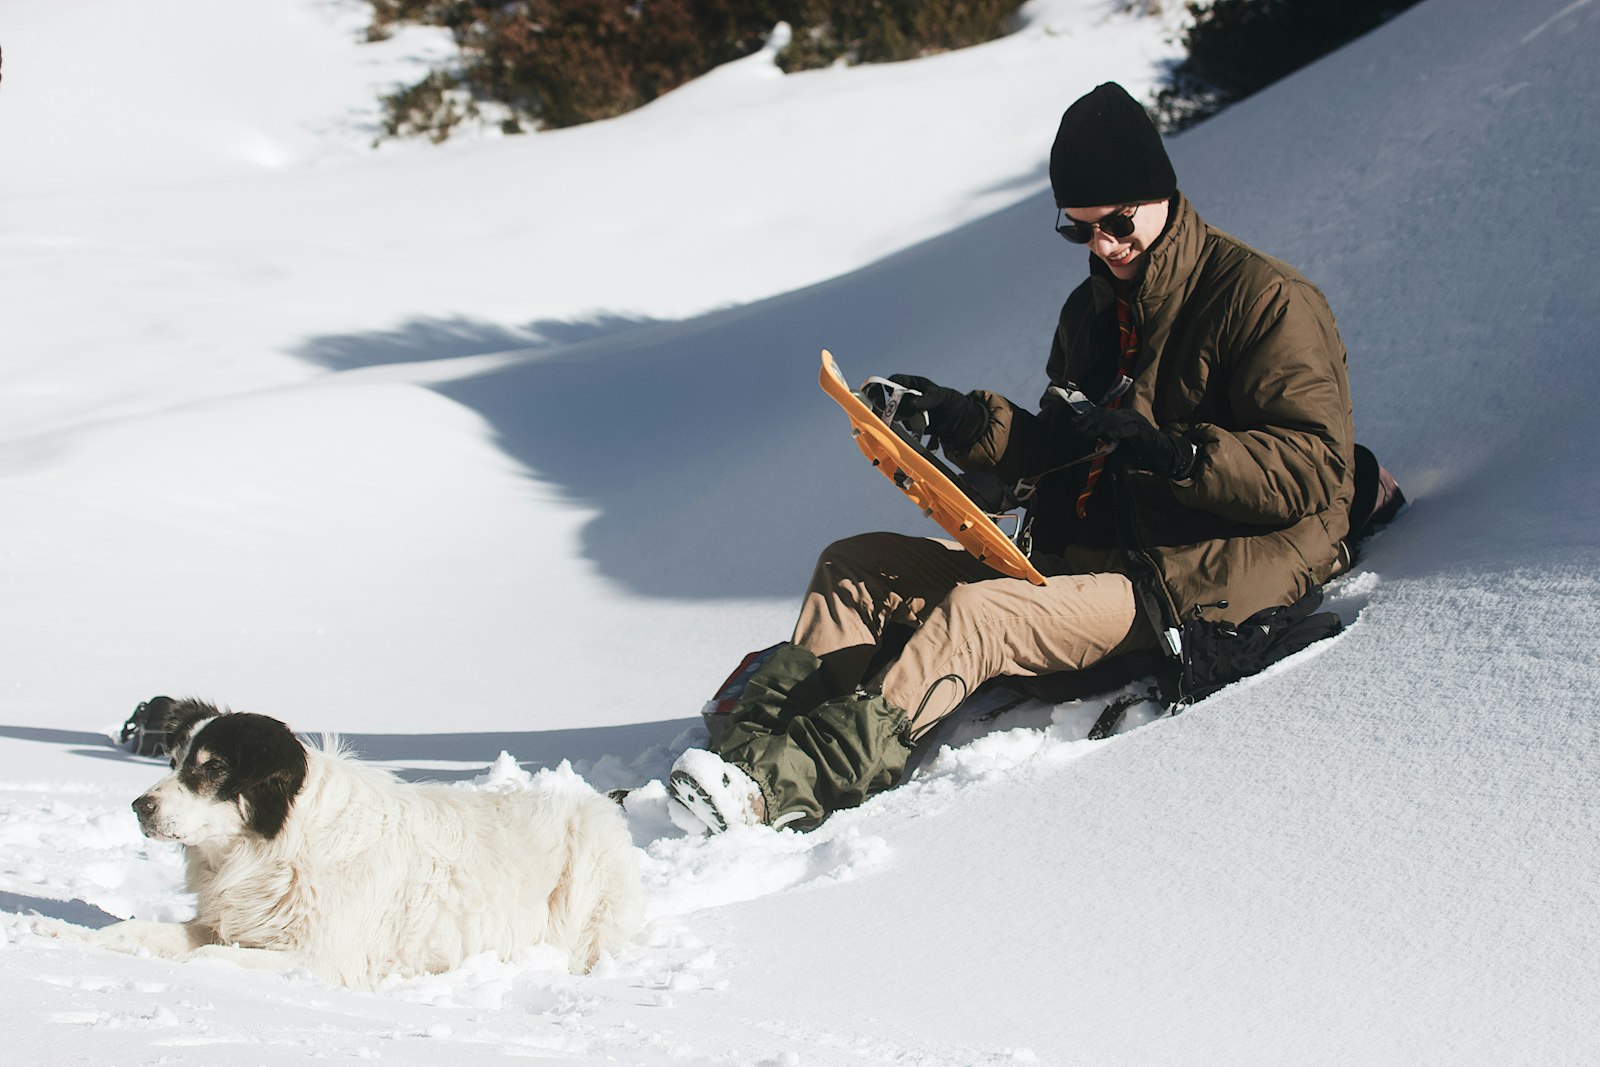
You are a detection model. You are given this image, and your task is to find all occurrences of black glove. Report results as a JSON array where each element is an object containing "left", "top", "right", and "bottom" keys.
[
  {"left": 1072, "top": 407, "right": 1197, "bottom": 479},
  {"left": 1040, "top": 402, "right": 1099, "bottom": 466},
  {"left": 878, "top": 373, "right": 988, "bottom": 451}
]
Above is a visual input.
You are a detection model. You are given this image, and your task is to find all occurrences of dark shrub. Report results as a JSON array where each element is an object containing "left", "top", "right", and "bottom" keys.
[
  {"left": 373, "top": 0, "right": 1025, "bottom": 138},
  {"left": 457, "top": 1, "right": 786, "bottom": 129},
  {"left": 1156, "top": 0, "right": 1423, "bottom": 130},
  {"left": 379, "top": 69, "right": 478, "bottom": 142},
  {"left": 778, "top": 0, "right": 1025, "bottom": 71}
]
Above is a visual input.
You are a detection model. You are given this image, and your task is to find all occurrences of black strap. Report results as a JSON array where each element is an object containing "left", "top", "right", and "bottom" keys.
[{"left": 1086, "top": 688, "right": 1165, "bottom": 741}]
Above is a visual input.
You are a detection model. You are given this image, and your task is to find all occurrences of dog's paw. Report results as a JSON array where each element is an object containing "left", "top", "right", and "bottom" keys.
[
  {"left": 31, "top": 917, "right": 200, "bottom": 959},
  {"left": 93, "top": 919, "right": 203, "bottom": 957},
  {"left": 28, "top": 916, "right": 93, "bottom": 942}
]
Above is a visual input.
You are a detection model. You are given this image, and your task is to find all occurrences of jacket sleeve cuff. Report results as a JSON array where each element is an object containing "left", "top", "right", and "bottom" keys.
[{"left": 1169, "top": 436, "right": 1199, "bottom": 481}]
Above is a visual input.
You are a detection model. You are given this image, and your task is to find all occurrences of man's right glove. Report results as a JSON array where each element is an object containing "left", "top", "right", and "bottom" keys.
[
  {"left": 1072, "top": 407, "right": 1198, "bottom": 480},
  {"left": 880, "top": 373, "right": 988, "bottom": 451}
]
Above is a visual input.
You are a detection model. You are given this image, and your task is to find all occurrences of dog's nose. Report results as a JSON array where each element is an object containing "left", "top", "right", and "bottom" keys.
[{"left": 132, "top": 794, "right": 158, "bottom": 821}]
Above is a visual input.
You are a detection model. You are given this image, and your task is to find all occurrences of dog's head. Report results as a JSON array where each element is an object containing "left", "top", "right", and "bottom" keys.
[{"left": 131, "top": 700, "right": 308, "bottom": 845}]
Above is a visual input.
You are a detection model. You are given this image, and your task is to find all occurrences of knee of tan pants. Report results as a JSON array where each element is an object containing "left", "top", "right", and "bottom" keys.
[
  {"left": 882, "top": 572, "right": 1143, "bottom": 740},
  {"left": 792, "top": 532, "right": 969, "bottom": 662},
  {"left": 791, "top": 533, "right": 904, "bottom": 689},
  {"left": 812, "top": 532, "right": 907, "bottom": 572}
]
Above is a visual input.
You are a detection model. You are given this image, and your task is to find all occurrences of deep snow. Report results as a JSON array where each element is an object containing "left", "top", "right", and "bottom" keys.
[{"left": 3, "top": 0, "right": 1599, "bottom": 1063}]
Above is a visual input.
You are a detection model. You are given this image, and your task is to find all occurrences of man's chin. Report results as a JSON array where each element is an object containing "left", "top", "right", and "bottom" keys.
[{"left": 1103, "top": 251, "right": 1142, "bottom": 279}]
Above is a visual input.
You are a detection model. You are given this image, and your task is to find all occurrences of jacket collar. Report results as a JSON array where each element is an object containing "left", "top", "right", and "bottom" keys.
[{"left": 1086, "top": 191, "right": 1206, "bottom": 320}]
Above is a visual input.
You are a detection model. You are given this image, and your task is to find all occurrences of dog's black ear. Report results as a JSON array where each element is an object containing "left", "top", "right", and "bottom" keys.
[
  {"left": 224, "top": 715, "right": 309, "bottom": 840},
  {"left": 162, "top": 699, "right": 223, "bottom": 752},
  {"left": 239, "top": 761, "right": 307, "bottom": 840}
]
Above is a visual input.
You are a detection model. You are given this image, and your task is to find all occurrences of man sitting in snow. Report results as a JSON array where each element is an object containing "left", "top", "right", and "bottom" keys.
[{"left": 669, "top": 81, "right": 1355, "bottom": 833}]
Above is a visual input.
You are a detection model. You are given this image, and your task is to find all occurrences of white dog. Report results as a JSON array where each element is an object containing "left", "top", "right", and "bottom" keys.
[{"left": 40, "top": 700, "right": 644, "bottom": 988}]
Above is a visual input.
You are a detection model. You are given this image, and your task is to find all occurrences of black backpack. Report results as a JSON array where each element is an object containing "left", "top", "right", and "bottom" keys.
[
  {"left": 1170, "top": 585, "right": 1344, "bottom": 705},
  {"left": 1163, "top": 443, "right": 1406, "bottom": 706},
  {"left": 1079, "top": 584, "right": 1345, "bottom": 739},
  {"left": 119, "top": 695, "right": 177, "bottom": 757}
]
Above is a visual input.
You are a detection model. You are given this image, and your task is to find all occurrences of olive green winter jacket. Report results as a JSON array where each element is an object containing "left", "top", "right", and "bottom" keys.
[{"left": 949, "top": 192, "right": 1355, "bottom": 626}]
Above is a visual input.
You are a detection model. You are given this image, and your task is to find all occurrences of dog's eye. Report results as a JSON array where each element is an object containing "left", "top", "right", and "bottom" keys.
[{"left": 168, "top": 757, "right": 177, "bottom": 770}]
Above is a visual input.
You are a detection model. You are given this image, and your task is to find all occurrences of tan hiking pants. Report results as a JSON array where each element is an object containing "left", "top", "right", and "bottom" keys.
[{"left": 791, "top": 533, "right": 1151, "bottom": 740}]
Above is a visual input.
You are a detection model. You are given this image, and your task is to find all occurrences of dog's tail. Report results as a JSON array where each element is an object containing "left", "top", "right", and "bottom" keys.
[{"left": 308, "top": 732, "right": 354, "bottom": 760}]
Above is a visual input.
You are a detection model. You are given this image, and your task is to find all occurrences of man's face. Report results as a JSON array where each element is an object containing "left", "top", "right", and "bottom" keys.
[{"left": 1063, "top": 199, "right": 1170, "bottom": 281}]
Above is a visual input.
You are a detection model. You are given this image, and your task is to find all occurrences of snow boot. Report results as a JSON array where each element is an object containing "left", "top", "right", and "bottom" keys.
[
  {"left": 668, "top": 748, "right": 771, "bottom": 832},
  {"left": 716, "top": 689, "right": 913, "bottom": 832}
]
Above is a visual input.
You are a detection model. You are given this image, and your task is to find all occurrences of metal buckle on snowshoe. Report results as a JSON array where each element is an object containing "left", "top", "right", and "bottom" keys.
[
  {"left": 1048, "top": 375, "right": 1133, "bottom": 415},
  {"left": 859, "top": 376, "right": 921, "bottom": 425},
  {"left": 1048, "top": 384, "right": 1097, "bottom": 415}
]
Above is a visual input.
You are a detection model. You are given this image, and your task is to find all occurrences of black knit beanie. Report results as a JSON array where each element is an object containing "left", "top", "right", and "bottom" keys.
[{"left": 1049, "top": 82, "right": 1176, "bottom": 208}]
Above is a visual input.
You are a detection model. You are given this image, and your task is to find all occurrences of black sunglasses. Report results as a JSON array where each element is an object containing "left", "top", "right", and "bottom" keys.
[{"left": 1055, "top": 204, "right": 1139, "bottom": 244}]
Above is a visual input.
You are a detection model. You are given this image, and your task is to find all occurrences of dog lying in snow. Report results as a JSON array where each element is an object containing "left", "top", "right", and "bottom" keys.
[{"left": 38, "top": 700, "right": 644, "bottom": 988}]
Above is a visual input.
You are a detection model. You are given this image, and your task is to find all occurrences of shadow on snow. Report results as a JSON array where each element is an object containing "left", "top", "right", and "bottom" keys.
[{"left": 291, "top": 192, "right": 1068, "bottom": 600}]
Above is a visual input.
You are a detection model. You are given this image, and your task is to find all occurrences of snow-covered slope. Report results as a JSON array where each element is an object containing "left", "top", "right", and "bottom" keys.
[
  {"left": 3, "top": 0, "right": 1598, "bottom": 1063},
  {"left": 0, "top": 0, "right": 1181, "bottom": 731}
]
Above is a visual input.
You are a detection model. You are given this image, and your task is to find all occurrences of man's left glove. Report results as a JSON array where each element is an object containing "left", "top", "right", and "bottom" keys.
[
  {"left": 879, "top": 373, "right": 988, "bottom": 452},
  {"left": 1073, "top": 407, "right": 1197, "bottom": 480}
]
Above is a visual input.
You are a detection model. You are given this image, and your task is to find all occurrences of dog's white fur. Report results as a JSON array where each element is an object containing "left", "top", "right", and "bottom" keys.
[{"left": 42, "top": 717, "right": 644, "bottom": 988}]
